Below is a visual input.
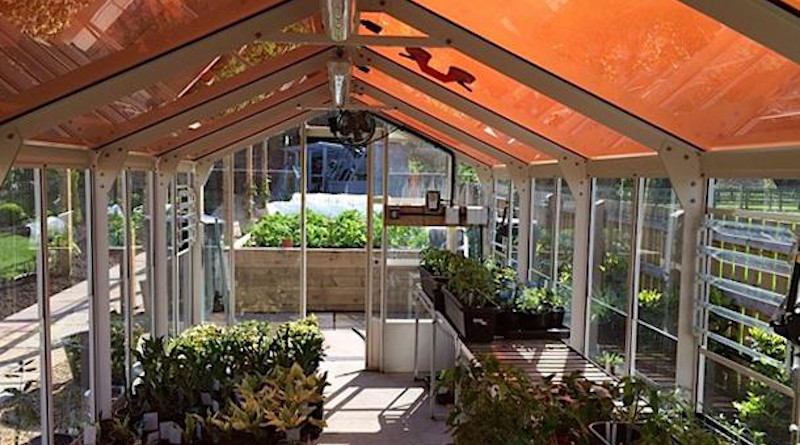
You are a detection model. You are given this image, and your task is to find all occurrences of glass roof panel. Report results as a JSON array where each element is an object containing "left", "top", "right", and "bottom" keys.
[
  {"left": 777, "top": 0, "right": 800, "bottom": 12},
  {"left": 411, "top": 0, "right": 800, "bottom": 151},
  {"left": 366, "top": 16, "right": 649, "bottom": 159},
  {"left": 143, "top": 70, "right": 325, "bottom": 155},
  {"left": 359, "top": 12, "right": 427, "bottom": 37},
  {"left": 355, "top": 67, "right": 549, "bottom": 163},
  {"left": 0, "top": 0, "right": 294, "bottom": 123},
  {"left": 41, "top": 41, "right": 319, "bottom": 147},
  {"left": 359, "top": 95, "right": 500, "bottom": 166}
]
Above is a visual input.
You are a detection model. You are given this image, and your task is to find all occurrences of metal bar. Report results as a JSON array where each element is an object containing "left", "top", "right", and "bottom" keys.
[
  {"left": 625, "top": 178, "right": 645, "bottom": 376},
  {"left": 380, "top": 130, "right": 389, "bottom": 372},
  {"left": 300, "top": 124, "right": 308, "bottom": 318},
  {"left": 225, "top": 156, "right": 236, "bottom": 325},
  {"left": 122, "top": 171, "right": 134, "bottom": 391},
  {"left": 34, "top": 169, "right": 54, "bottom": 445},
  {"left": 365, "top": 136, "right": 375, "bottom": 368}
]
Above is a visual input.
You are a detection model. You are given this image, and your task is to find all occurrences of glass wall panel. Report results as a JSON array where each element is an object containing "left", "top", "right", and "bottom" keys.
[
  {"left": 697, "top": 178, "right": 800, "bottom": 445},
  {"left": 202, "top": 160, "right": 229, "bottom": 324},
  {"left": 587, "top": 178, "right": 634, "bottom": 375},
  {"left": 107, "top": 176, "right": 128, "bottom": 395},
  {"left": 492, "top": 179, "right": 511, "bottom": 264},
  {"left": 46, "top": 169, "right": 90, "bottom": 439},
  {"left": 0, "top": 168, "right": 42, "bottom": 444},
  {"left": 127, "top": 171, "right": 151, "bottom": 385},
  {"left": 234, "top": 130, "right": 302, "bottom": 321},
  {"left": 384, "top": 127, "right": 452, "bottom": 320},
  {"left": 557, "top": 180, "right": 574, "bottom": 326},
  {"left": 633, "top": 179, "right": 681, "bottom": 388},
  {"left": 530, "top": 178, "right": 557, "bottom": 287}
]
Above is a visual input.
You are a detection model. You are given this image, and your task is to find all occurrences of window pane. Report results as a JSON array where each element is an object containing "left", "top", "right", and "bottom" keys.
[
  {"left": 530, "top": 178, "right": 556, "bottom": 286},
  {"left": 556, "top": 180, "right": 574, "bottom": 326},
  {"left": 235, "top": 129, "right": 302, "bottom": 321},
  {"left": 0, "top": 168, "right": 42, "bottom": 443},
  {"left": 47, "top": 169, "right": 91, "bottom": 438},
  {"left": 588, "top": 178, "right": 634, "bottom": 374},
  {"left": 634, "top": 179, "right": 681, "bottom": 387}
]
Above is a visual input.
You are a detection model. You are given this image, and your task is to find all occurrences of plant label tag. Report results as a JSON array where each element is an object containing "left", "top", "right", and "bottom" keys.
[
  {"left": 145, "top": 431, "right": 160, "bottom": 445},
  {"left": 287, "top": 427, "right": 301, "bottom": 442},
  {"left": 211, "top": 400, "right": 220, "bottom": 413},
  {"left": 143, "top": 412, "right": 159, "bottom": 431},
  {"left": 201, "top": 392, "right": 213, "bottom": 406},
  {"left": 472, "top": 318, "right": 488, "bottom": 326},
  {"left": 83, "top": 426, "right": 96, "bottom": 445}
]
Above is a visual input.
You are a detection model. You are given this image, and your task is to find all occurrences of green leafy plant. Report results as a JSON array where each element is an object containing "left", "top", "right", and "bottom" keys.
[
  {"left": 440, "top": 356, "right": 540, "bottom": 445},
  {"left": 516, "top": 287, "right": 567, "bottom": 314},
  {"left": 446, "top": 256, "right": 497, "bottom": 308}
]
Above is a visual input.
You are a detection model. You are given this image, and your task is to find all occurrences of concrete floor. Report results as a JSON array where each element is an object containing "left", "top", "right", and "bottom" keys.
[{"left": 318, "top": 328, "right": 452, "bottom": 445}]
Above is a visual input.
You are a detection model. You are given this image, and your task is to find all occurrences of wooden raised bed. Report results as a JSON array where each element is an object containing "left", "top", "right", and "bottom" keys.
[{"left": 234, "top": 248, "right": 367, "bottom": 313}]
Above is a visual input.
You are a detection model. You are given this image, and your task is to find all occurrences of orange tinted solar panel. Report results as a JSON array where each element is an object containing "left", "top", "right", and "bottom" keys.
[
  {"left": 356, "top": 67, "right": 549, "bottom": 163},
  {"left": 411, "top": 0, "right": 800, "bottom": 151}
]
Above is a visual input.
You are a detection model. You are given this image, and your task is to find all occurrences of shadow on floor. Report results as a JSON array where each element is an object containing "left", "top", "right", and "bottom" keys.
[{"left": 319, "top": 328, "right": 451, "bottom": 445}]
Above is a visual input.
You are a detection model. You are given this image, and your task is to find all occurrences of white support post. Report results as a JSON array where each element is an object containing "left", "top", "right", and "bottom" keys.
[
  {"left": 510, "top": 166, "right": 532, "bottom": 282},
  {"left": 152, "top": 156, "right": 179, "bottom": 339},
  {"left": 659, "top": 144, "right": 706, "bottom": 399},
  {"left": 560, "top": 157, "right": 591, "bottom": 353},
  {"left": 88, "top": 146, "right": 128, "bottom": 419},
  {"left": 0, "top": 127, "right": 23, "bottom": 187},
  {"left": 191, "top": 163, "right": 213, "bottom": 325}
]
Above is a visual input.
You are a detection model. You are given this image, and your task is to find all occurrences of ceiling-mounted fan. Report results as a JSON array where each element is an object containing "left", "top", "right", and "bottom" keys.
[{"left": 328, "top": 110, "right": 376, "bottom": 153}]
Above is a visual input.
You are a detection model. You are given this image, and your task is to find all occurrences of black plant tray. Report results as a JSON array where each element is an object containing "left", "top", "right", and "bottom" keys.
[{"left": 442, "top": 287, "right": 498, "bottom": 343}]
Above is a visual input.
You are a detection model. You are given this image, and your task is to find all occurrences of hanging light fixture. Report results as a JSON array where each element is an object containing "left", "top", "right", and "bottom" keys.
[
  {"left": 321, "top": 0, "right": 358, "bottom": 42},
  {"left": 327, "top": 60, "right": 351, "bottom": 108}
]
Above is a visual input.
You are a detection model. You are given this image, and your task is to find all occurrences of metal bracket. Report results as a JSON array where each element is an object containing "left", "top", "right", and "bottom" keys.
[
  {"left": 91, "top": 146, "right": 128, "bottom": 191},
  {"left": 659, "top": 142, "right": 704, "bottom": 212},
  {"left": 195, "top": 160, "right": 214, "bottom": 188},
  {"left": 0, "top": 126, "right": 23, "bottom": 186},
  {"left": 156, "top": 153, "right": 181, "bottom": 186},
  {"left": 559, "top": 155, "right": 589, "bottom": 198}
]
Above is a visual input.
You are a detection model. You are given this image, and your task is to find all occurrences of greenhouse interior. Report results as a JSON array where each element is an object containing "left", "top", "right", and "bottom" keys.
[{"left": 1, "top": 0, "right": 800, "bottom": 444}]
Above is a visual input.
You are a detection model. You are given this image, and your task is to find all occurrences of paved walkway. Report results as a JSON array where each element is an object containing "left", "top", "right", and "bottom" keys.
[
  {"left": 0, "top": 253, "right": 147, "bottom": 393},
  {"left": 319, "top": 328, "right": 451, "bottom": 445}
]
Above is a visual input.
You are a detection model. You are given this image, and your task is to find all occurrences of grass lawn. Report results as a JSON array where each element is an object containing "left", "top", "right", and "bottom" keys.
[{"left": 0, "top": 234, "right": 36, "bottom": 280}]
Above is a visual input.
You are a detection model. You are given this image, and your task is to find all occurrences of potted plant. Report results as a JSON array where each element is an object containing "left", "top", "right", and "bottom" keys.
[
  {"left": 589, "top": 377, "right": 731, "bottom": 445},
  {"left": 419, "top": 248, "right": 455, "bottom": 311},
  {"left": 515, "top": 287, "right": 549, "bottom": 331},
  {"left": 486, "top": 261, "right": 521, "bottom": 336},
  {"left": 440, "top": 356, "right": 541, "bottom": 445},
  {"left": 443, "top": 257, "right": 499, "bottom": 343}
]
